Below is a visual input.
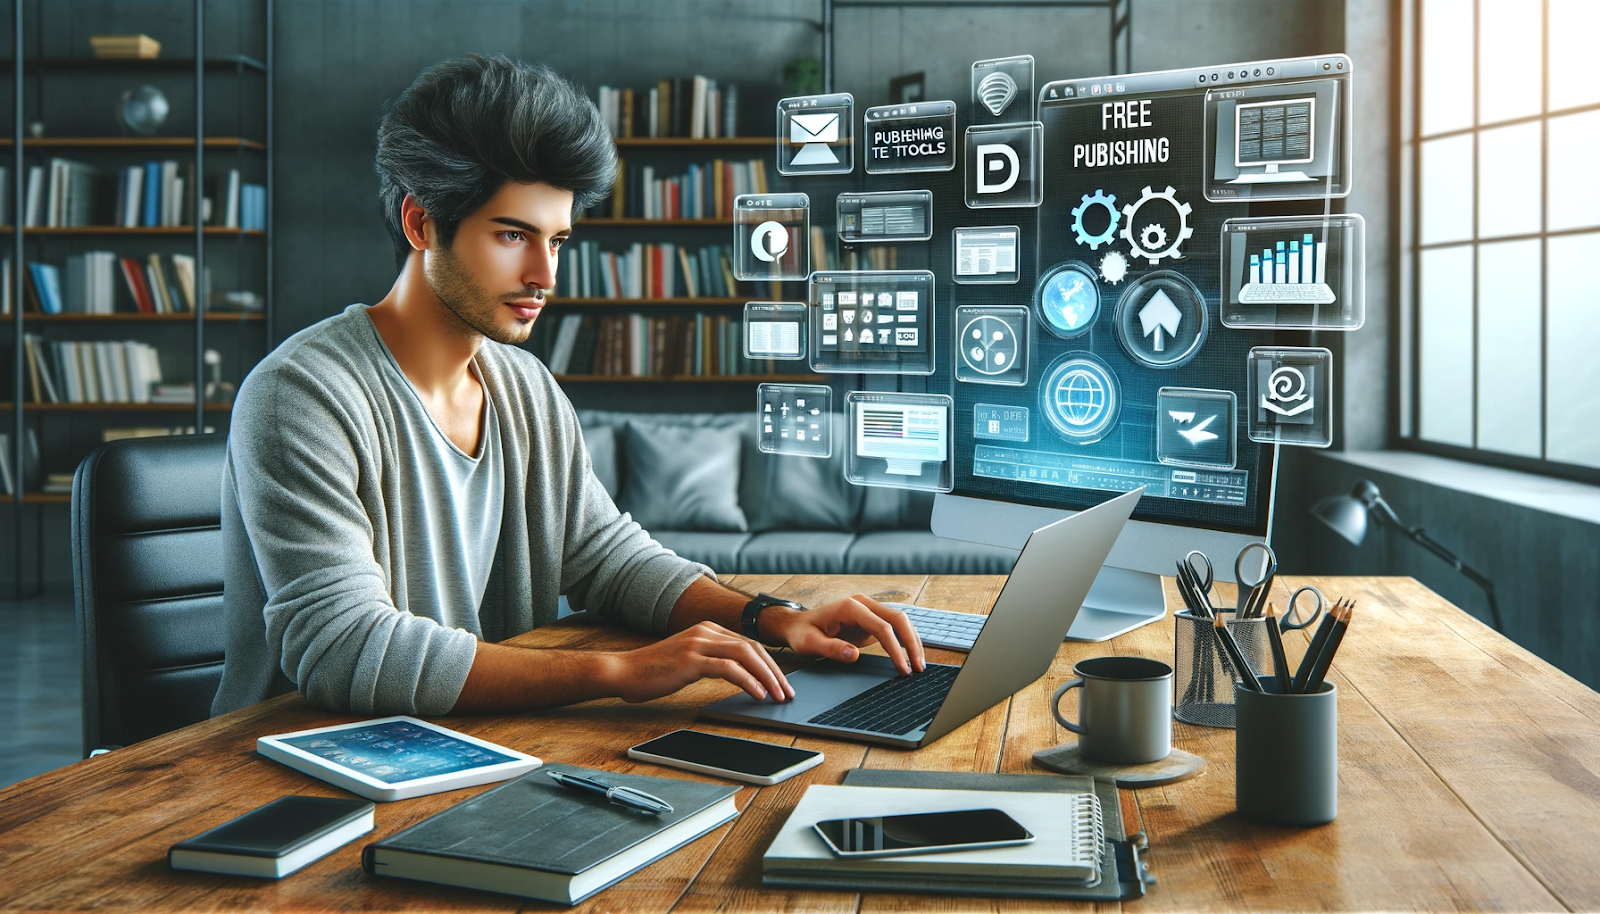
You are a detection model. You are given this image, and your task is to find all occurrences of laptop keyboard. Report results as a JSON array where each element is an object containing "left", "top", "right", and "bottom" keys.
[
  {"left": 807, "top": 663, "right": 960, "bottom": 735},
  {"left": 887, "top": 602, "right": 987, "bottom": 652}
]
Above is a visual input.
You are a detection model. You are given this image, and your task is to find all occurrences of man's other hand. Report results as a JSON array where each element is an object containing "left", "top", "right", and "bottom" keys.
[
  {"left": 762, "top": 594, "right": 926, "bottom": 675},
  {"left": 605, "top": 621, "right": 794, "bottom": 704}
]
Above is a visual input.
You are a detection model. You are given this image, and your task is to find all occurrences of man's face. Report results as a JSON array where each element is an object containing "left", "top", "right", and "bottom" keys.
[{"left": 424, "top": 180, "right": 573, "bottom": 345}]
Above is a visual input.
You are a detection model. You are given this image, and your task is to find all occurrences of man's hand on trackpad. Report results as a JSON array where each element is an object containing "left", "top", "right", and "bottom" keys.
[
  {"left": 761, "top": 594, "right": 926, "bottom": 676},
  {"left": 605, "top": 622, "right": 794, "bottom": 704}
]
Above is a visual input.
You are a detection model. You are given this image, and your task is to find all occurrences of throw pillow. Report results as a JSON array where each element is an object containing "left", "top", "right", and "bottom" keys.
[{"left": 617, "top": 421, "right": 748, "bottom": 532}]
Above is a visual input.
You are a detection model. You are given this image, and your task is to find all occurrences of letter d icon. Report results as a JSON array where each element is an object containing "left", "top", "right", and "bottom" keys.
[{"left": 976, "top": 143, "right": 1019, "bottom": 193}]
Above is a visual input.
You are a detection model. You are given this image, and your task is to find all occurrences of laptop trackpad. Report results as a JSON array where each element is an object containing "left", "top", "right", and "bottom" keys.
[{"left": 701, "top": 654, "right": 900, "bottom": 723}]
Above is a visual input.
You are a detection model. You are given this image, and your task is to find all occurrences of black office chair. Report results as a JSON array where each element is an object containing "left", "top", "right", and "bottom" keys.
[{"left": 72, "top": 434, "right": 228, "bottom": 757}]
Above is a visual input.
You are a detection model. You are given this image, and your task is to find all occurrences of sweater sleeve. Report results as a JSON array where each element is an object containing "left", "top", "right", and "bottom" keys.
[
  {"left": 552, "top": 403, "right": 712, "bottom": 636},
  {"left": 229, "top": 367, "right": 478, "bottom": 715}
]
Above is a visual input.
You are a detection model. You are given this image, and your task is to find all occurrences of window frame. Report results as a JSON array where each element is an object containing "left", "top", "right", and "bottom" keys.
[{"left": 1403, "top": 0, "right": 1600, "bottom": 485}]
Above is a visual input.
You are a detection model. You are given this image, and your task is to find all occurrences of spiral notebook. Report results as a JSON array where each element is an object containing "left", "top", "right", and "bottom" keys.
[
  {"left": 763, "top": 769, "right": 1149, "bottom": 901},
  {"left": 763, "top": 785, "right": 1104, "bottom": 888}
]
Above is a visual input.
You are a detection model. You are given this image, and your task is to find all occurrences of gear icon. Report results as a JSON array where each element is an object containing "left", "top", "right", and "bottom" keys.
[
  {"left": 1070, "top": 189, "right": 1120, "bottom": 249},
  {"left": 1099, "top": 250, "right": 1129, "bottom": 285},
  {"left": 1120, "top": 185, "right": 1193, "bottom": 265},
  {"left": 1140, "top": 223, "right": 1167, "bottom": 250}
]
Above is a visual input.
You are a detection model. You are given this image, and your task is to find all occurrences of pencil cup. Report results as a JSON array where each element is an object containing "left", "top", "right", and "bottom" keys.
[
  {"left": 1235, "top": 681, "right": 1338, "bottom": 825},
  {"left": 1173, "top": 611, "right": 1275, "bottom": 729}
]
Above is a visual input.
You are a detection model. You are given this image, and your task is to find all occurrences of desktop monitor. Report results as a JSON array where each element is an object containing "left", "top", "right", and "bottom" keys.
[{"left": 933, "top": 54, "right": 1351, "bottom": 639}]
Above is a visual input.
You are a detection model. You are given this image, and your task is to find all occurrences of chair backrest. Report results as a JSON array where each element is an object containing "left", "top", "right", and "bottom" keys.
[{"left": 72, "top": 434, "right": 228, "bottom": 756}]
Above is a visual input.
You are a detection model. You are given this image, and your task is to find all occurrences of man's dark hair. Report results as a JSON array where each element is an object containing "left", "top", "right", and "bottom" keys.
[{"left": 375, "top": 55, "right": 616, "bottom": 270}]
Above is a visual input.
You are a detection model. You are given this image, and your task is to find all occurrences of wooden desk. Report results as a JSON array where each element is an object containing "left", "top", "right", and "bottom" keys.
[{"left": 3, "top": 575, "right": 1598, "bottom": 911}]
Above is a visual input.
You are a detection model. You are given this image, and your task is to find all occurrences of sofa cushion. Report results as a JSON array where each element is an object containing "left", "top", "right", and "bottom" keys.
[
  {"left": 651, "top": 531, "right": 751, "bottom": 574},
  {"left": 581, "top": 423, "right": 619, "bottom": 498},
  {"left": 856, "top": 486, "right": 936, "bottom": 531},
  {"left": 617, "top": 421, "right": 748, "bottom": 532},
  {"left": 845, "top": 531, "right": 1018, "bottom": 575},
  {"left": 738, "top": 531, "right": 857, "bottom": 574},
  {"left": 744, "top": 413, "right": 859, "bottom": 532}
]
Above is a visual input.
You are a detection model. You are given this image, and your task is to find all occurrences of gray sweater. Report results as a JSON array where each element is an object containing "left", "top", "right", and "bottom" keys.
[{"left": 211, "top": 304, "right": 711, "bottom": 717}]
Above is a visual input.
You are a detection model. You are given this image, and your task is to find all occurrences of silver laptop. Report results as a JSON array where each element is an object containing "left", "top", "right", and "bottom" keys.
[{"left": 700, "top": 487, "right": 1143, "bottom": 749}]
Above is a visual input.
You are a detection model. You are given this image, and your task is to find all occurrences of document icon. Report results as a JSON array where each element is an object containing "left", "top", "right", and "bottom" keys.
[
  {"left": 790, "top": 112, "right": 840, "bottom": 165},
  {"left": 778, "top": 93, "right": 854, "bottom": 176}
]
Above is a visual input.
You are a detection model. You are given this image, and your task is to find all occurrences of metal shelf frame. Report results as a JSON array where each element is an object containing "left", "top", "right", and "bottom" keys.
[{"left": 5, "top": 0, "right": 274, "bottom": 599}]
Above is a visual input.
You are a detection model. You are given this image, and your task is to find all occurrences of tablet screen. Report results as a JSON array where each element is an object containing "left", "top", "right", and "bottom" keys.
[{"left": 278, "top": 719, "right": 519, "bottom": 784}]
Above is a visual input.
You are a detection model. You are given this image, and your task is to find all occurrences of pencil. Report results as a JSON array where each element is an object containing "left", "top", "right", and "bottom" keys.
[
  {"left": 1214, "top": 614, "right": 1263, "bottom": 693},
  {"left": 1265, "top": 603, "right": 1293, "bottom": 694},
  {"left": 1303, "top": 603, "right": 1353, "bottom": 694},
  {"left": 1292, "top": 600, "right": 1342, "bottom": 694}
]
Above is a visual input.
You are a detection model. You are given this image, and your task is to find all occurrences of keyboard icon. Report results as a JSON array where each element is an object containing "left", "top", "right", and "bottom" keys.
[
  {"left": 1238, "top": 282, "right": 1336, "bottom": 305},
  {"left": 886, "top": 602, "right": 987, "bottom": 653}
]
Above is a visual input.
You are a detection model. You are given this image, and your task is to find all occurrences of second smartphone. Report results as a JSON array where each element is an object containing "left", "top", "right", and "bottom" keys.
[{"left": 628, "top": 729, "right": 824, "bottom": 786}]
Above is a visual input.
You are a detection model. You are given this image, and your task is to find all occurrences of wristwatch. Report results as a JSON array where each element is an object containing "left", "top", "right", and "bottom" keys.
[{"left": 741, "top": 593, "right": 803, "bottom": 647}]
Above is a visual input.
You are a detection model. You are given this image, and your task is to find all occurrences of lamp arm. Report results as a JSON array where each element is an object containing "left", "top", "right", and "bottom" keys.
[{"left": 1401, "top": 525, "right": 1505, "bottom": 633}]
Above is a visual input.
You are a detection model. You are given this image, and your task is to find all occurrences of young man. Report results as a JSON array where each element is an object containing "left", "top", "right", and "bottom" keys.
[{"left": 212, "top": 55, "right": 923, "bottom": 718}]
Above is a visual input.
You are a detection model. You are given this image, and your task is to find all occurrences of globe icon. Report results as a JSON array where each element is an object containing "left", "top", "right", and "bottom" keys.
[
  {"left": 1056, "top": 368, "right": 1106, "bottom": 426},
  {"left": 1037, "top": 263, "right": 1100, "bottom": 338},
  {"left": 1041, "top": 353, "right": 1120, "bottom": 443}
]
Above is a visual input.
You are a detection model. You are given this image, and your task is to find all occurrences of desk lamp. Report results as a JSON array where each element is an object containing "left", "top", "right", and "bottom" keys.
[{"left": 1312, "top": 480, "right": 1504, "bottom": 633}]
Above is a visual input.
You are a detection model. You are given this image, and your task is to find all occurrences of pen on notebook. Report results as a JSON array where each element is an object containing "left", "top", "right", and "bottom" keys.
[
  {"left": 1214, "top": 614, "right": 1262, "bottom": 692},
  {"left": 1265, "top": 603, "right": 1293, "bottom": 694},
  {"left": 1302, "top": 601, "right": 1354, "bottom": 694},
  {"left": 546, "top": 769, "right": 674, "bottom": 815},
  {"left": 1292, "top": 601, "right": 1342, "bottom": 694}
]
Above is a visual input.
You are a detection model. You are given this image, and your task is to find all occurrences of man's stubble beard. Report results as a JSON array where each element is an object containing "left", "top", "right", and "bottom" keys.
[{"left": 425, "top": 243, "right": 536, "bottom": 346}]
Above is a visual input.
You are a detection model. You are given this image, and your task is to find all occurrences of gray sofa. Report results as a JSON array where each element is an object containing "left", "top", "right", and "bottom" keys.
[{"left": 575, "top": 410, "right": 1019, "bottom": 576}]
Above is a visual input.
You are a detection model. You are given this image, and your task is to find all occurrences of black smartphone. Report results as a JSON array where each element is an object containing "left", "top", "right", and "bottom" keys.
[
  {"left": 813, "top": 808, "right": 1034, "bottom": 858},
  {"left": 627, "top": 729, "right": 824, "bottom": 785}
]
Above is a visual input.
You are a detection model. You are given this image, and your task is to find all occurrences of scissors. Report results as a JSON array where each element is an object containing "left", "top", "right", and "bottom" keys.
[
  {"left": 1181, "top": 550, "right": 1218, "bottom": 609},
  {"left": 1279, "top": 585, "right": 1327, "bottom": 631},
  {"left": 1233, "top": 542, "right": 1278, "bottom": 616}
]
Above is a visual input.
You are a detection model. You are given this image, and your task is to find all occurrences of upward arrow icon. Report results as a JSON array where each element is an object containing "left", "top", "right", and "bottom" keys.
[{"left": 1138, "top": 289, "right": 1182, "bottom": 352}]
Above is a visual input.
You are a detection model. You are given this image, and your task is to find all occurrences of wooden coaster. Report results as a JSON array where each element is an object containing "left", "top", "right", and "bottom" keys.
[{"left": 1032, "top": 742, "right": 1207, "bottom": 788}]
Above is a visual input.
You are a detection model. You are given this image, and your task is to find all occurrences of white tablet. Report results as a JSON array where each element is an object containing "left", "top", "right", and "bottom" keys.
[{"left": 257, "top": 716, "right": 541, "bottom": 802}]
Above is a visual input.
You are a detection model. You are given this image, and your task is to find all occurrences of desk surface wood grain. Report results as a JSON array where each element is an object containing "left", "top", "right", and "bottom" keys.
[{"left": 1, "top": 575, "right": 1596, "bottom": 912}]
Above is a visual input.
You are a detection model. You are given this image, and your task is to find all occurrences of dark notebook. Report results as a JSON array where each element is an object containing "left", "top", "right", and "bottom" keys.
[
  {"left": 169, "top": 795, "right": 375, "bottom": 879},
  {"left": 362, "top": 762, "right": 740, "bottom": 905}
]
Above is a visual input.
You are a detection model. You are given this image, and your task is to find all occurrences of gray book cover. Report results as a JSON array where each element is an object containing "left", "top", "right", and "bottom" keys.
[{"left": 366, "top": 762, "right": 738, "bottom": 876}]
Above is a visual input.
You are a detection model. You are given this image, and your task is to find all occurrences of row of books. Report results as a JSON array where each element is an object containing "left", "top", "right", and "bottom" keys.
[
  {"left": 596, "top": 77, "right": 738, "bottom": 139},
  {"left": 807, "top": 226, "right": 900, "bottom": 272},
  {"left": 532, "top": 313, "right": 780, "bottom": 378},
  {"left": 0, "top": 430, "right": 39, "bottom": 496},
  {"left": 21, "top": 335, "right": 168, "bottom": 404},
  {"left": 0, "top": 253, "right": 203, "bottom": 315},
  {"left": 591, "top": 158, "right": 769, "bottom": 220},
  {"left": 0, "top": 425, "right": 214, "bottom": 496},
  {"left": 16, "top": 160, "right": 264, "bottom": 229},
  {"left": 555, "top": 242, "right": 747, "bottom": 300}
]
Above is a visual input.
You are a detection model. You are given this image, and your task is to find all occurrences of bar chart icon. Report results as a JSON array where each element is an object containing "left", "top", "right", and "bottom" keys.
[
  {"left": 1240, "top": 231, "right": 1335, "bottom": 304},
  {"left": 1221, "top": 214, "right": 1366, "bottom": 331}
]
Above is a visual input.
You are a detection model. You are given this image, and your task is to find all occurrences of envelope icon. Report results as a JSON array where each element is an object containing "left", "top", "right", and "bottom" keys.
[
  {"left": 789, "top": 112, "right": 842, "bottom": 166},
  {"left": 790, "top": 112, "right": 839, "bottom": 144}
]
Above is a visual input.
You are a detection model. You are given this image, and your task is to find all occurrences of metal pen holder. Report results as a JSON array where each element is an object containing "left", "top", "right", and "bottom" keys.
[{"left": 1173, "top": 610, "right": 1275, "bottom": 729}]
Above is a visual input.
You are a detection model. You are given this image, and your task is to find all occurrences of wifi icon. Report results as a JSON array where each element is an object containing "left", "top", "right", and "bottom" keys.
[{"left": 978, "top": 71, "right": 1018, "bottom": 117}]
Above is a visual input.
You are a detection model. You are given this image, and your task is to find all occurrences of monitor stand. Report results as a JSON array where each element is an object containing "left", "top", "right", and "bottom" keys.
[
  {"left": 1064, "top": 565, "right": 1167, "bottom": 642},
  {"left": 1227, "top": 162, "right": 1314, "bottom": 185}
]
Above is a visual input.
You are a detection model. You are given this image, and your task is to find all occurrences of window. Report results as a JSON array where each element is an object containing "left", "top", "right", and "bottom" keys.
[{"left": 1410, "top": 0, "right": 1600, "bottom": 476}]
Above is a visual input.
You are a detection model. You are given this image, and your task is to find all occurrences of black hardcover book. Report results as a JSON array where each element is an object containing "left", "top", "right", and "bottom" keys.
[
  {"left": 169, "top": 795, "right": 374, "bottom": 879},
  {"left": 362, "top": 762, "right": 739, "bottom": 905}
]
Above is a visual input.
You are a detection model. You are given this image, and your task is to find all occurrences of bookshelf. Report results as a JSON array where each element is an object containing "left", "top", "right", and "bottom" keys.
[
  {"left": 4, "top": 1, "right": 274, "bottom": 597},
  {"left": 545, "top": 121, "right": 814, "bottom": 391}
]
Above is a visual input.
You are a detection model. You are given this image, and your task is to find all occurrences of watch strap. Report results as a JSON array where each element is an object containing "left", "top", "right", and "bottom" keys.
[{"left": 742, "top": 592, "right": 801, "bottom": 647}]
